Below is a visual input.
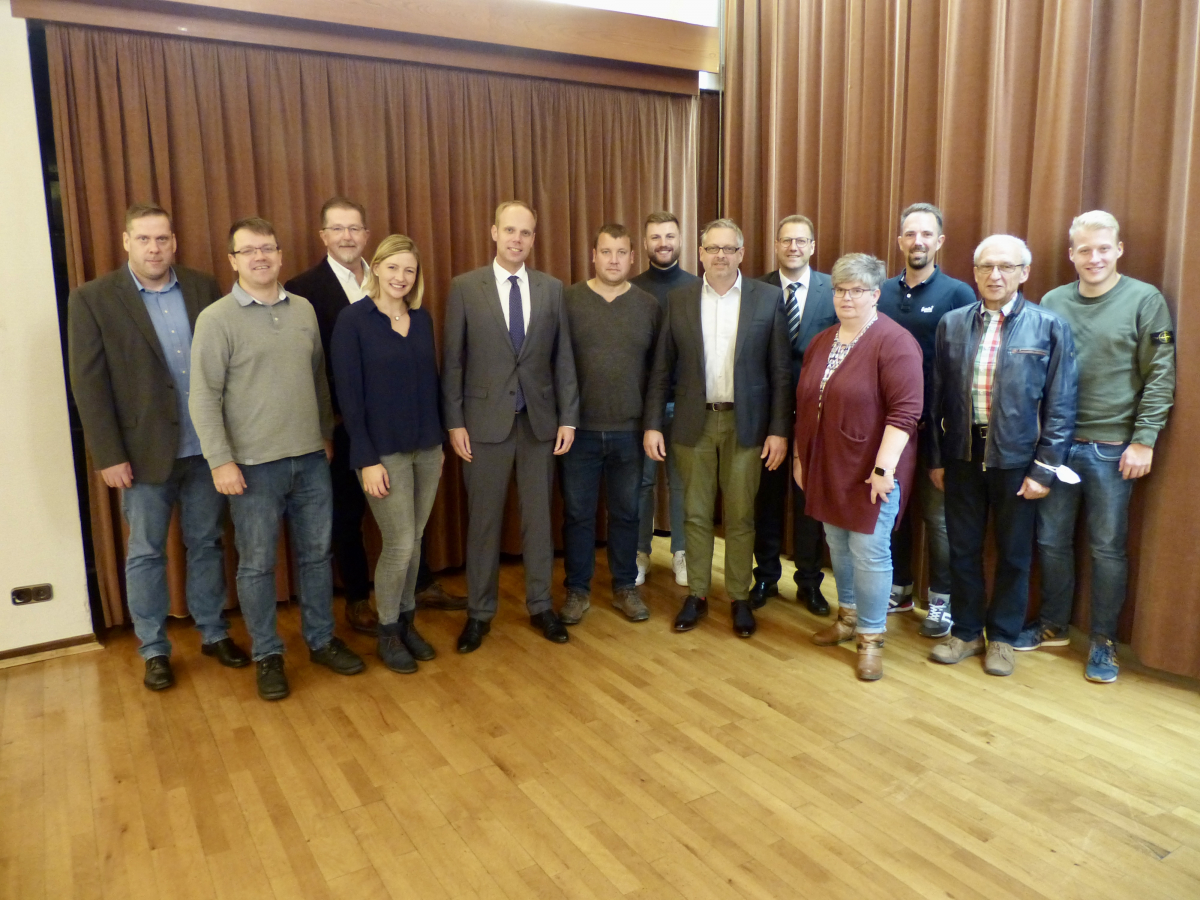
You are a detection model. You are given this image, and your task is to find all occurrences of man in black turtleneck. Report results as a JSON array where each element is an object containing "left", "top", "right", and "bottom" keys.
[{"left": 631, "top": 212, "right": 699, "bottom": 589}]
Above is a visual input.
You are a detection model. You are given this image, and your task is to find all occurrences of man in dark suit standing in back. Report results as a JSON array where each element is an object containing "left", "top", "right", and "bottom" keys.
[
  {"left": 442, "top": 200, "right": 580, "bottom": 653},
  {"left": 644, "top": 217, "right": 792, "bottom": 639},
  {"left": 287, "top": 197, "right": 466, "bottom": 637},
  {"left": 749, "top": 214, "right": 838, "bottom": 616},
  {"left": 285, "top": 197, "right": 376, "bottom": 634},
  {"left": 68, "top": 203, "right": 249, "bottom": 691}
]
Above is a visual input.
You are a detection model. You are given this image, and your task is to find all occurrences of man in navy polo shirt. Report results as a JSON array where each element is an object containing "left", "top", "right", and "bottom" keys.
[{"left": 877, "top": 202, "right": 975, "bottom": 637}]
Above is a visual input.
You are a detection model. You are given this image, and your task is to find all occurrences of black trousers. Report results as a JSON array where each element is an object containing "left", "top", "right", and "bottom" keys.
[
  {"left": 944, "top": 444, "right": 1037, "bottom": 644},
  {"left": 330, "top": 422, "right": 371, "bottom": 602},
  {"left": 751, "top": 448, "right": 826, "bottom": 591}
]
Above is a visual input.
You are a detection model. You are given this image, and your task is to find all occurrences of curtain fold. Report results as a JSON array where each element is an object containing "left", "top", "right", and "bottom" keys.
[
  {"left": 47, "top": 24, "right": 697, "bottom": 626},
  {"left": 725, "top": 0, "right": 1200, "bottom": 677}
]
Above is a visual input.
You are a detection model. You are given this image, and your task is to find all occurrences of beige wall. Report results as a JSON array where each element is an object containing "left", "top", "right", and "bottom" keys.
[{"left": 0, "top": 1, "right": 93, "bottom": 653}]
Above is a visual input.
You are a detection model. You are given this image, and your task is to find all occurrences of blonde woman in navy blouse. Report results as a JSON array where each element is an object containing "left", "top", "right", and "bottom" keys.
[{"left": 331, "top": 234, "right": 444, "bottom": 673}]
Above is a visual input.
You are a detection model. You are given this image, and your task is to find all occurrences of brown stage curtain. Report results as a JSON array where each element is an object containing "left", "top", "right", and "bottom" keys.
[
  {"left": 46, "top": 23, "right": 697, "bottom": 626},
  {"left": 724, "top": 0, "right": 1200, "bottom": 678}
]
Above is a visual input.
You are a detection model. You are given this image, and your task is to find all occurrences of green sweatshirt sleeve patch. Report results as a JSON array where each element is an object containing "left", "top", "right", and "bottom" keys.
[{"left": 1151, "top": 330, "right": 1174, "bottom": 345}]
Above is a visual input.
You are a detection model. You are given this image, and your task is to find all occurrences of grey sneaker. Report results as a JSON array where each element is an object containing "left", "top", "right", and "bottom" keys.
[
  {"left": 930, "top": 635, "right": 985, "bottom": 665},
  {"left": 612, "top": 586, "right": 649, "bottom": 622},
  {"left": 919, "top": 593, "right": 952, "bottom": 638},
  {"left": 984, "top": 641, "right": 1015, "bottom": 676},
  {"left": 560, "top": 589, "right": 591, "bottom": 625}
]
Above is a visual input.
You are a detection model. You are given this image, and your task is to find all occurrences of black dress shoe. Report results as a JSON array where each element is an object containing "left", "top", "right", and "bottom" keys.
[
  {"left": 201, "top": 637, "right": 251, "bottom": 668},
  {"left": 457, "top": 617, "right": 491, "bottom": 653},
  {"left": 143, "top": 655, "right": 175, "bottom": 691},
  {"left": 256, "top": 654, "right": 289, "bottom": 701},
  {"left": 531, "top": 610, "right": 569, "bottom": 643},
  {"left": 748, "top": 580, "right": 778, "bottom": 610},
  {"left": 731, "top": 600, "right": 757, "bottom": 638},
  {"left": 309, "top": 636, "right": 366, "bottom": 675},
  {"left": 673, "top": 595, "right": 708, "bottom": 632},
  {"left": 800, "top": 585, "right": 831, "bottom": 616}
]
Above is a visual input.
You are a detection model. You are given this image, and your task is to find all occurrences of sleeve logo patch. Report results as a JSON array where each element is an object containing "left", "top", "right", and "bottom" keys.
[{"left": 1152, "top": 330, "right": 1174, "bottom": 345}]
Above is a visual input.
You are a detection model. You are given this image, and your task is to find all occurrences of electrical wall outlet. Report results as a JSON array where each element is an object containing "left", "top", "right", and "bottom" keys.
[{"left": 12, "top": 584, "right": 53, "bottom": 605}]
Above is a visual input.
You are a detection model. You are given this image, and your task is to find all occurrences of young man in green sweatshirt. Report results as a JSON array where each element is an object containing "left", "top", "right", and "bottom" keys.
[{"left": 1017, "top": 211, "right": 1176, "bottom": 683}]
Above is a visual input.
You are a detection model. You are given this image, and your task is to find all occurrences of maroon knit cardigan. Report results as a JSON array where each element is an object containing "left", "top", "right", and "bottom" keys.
[{"left": 793, "top": 313, "right": 924, "bottom": 534}]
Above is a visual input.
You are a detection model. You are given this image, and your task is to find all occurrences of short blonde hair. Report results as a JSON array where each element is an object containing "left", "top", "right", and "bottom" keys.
[
  {"left": 1069, "top": 210, "right": 1120, "bottom": 246},
  {"left": 494, "top": 200, "right": 538, "bottom": 228},
  {"left": 368, "top": 234, "right": 425, "bottom": 309}
]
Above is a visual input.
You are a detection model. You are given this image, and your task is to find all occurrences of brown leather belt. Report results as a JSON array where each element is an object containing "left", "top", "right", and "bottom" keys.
[{"left": 705, "top": 402, "right": 735, "bottom": 411}]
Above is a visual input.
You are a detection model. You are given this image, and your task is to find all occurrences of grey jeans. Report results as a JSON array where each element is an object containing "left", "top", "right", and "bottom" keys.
[{"left": 360, "top": 446, "right": 443, "bottom": 623}]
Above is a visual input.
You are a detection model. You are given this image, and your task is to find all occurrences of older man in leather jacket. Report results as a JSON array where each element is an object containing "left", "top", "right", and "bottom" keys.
[{"left": 927, "top": 234, "right": 1077, "bottom": 677}]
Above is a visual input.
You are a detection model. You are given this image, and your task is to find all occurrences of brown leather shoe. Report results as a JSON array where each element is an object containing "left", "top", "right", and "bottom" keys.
[
  {"left": 856, "top": 633, "right": 885, "bottom": 681},
  {"left": 414, "top": 582, "right": 468, "bottom": 611},
  {"left": 345, "top": 598, "right": 379, "bottom": 636},
  {"left": 812, "top": 605, "right": 857, "bottom": 645}
]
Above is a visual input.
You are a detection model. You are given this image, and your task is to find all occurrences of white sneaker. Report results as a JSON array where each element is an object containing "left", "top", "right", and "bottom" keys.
[
  {"left": 673, "top": 551, "right": 688, "bottom": 586},
  {"left": 635, "top": 551, "right": 650, "bottom": 586}
]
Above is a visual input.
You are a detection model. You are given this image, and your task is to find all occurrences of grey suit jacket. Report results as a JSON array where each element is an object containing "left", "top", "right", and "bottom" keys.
[
  {"left": 645, "top": 275, "right": 792, "bottom": 449},
  {"left": 68, "top": 264, "right": 222, "bottom": 483},
  {"left": 441, "top": 264, "right": 579, "bottom": 444},
  {"left": 759, "top": 268, "right": 838, "bottom": 386}
]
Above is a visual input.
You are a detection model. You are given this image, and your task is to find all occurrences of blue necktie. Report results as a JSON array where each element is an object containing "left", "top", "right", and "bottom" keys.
[
  {"left": 508, "top": 275, "right": 526, "bottom": 411},
  {"left": 785, "top": 281, "right": 802, "bottom": 348}
]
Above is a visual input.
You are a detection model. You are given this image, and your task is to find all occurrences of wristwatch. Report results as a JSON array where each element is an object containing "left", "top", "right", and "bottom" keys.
[{"left": 873, "top": 466, "right": 893, "bottom": 477}]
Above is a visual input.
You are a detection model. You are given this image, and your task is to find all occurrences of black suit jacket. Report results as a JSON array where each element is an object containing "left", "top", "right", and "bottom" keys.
[
  {"left": 645, "top": 275, "right": 792, "bottom": 449},
  {"left": 68, "top": 265, "right": 222, "bottom": 483},
  {"left": 285, "top": 257, "right": 359, "bottom": 414},
  {"left": 759, "top": 268, "right": 838, "bottom": 387}
]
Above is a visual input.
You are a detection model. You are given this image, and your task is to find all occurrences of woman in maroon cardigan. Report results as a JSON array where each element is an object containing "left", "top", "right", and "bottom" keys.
[{"left": 793, "top": 254, "right": 923, "bottom": 680}]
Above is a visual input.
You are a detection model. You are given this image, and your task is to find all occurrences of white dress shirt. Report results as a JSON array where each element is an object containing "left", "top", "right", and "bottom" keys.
[
  {"left": 327, "top": 254, "right": 368, "bottom": 303},
  {"left": 493, "top": 259, "right": 531, "bottom": 331},
  {"left": 781, "top": 266, "right": 811, "bottom": 325},
  {"left": 701, "top": 272, "right": 742, "bottom": 403}
]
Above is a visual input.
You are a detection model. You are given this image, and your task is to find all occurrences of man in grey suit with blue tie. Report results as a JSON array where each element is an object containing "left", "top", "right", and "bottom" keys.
[
  {"left": 442, "top": 200, "right": 580, "bottom": 653},
  {"left": 750, "top": 215, "right": 838, "bottom": 615}
]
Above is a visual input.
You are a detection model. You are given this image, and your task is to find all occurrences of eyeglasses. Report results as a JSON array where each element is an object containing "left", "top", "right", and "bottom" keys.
[
  {"left": 974, "top": 263, "right": 1023, "bottom": 275},
  {"left": 232, "top": 244, "right": 280, "bottom": 257},
  {"left": 833, "top": 287, "right": 874, "bottom": 300},
  {"left": 702, "top": 245, "right": 741, "bottom": 256},
  {"left": 322, "top": 225, "right": 367, "bottom": 236},
  {"left": 779, "top": 238, "right": 812, "bottom": 247}
]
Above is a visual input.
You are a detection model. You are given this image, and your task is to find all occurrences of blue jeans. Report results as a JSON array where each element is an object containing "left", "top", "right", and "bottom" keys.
[
  {"left": 1036, "top": 441, "right": 1134, "bottom": 640},
  {"left": 822, "top": 486, "right": 901, "bottom": 634},
  {"left": 122, "top": 455, "right": 228, "bottom": 660},
  {"left": 227, "top": 451, "right": 335, "bottom": 660},
  {"left": 561, "top": 430, "right": 643, "bottom": 592},
  {"left": 639, "top": 402, "right": 685, "bottom": 554}
]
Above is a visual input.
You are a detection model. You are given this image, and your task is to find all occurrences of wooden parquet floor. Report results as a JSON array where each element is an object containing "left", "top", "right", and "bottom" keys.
[{"left": 5, "top": 537, "right": 1200, "bottom": 900}]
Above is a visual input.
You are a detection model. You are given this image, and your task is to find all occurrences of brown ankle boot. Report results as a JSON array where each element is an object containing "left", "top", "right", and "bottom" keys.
[
  {"left": 856, "top": 633, "right": 885, "bottom": 681},
  {"left": 812, "top": 605, "right": 857, "bottom": 645}
]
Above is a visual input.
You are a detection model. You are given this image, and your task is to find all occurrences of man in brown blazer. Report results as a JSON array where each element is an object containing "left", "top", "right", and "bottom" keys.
[
  {"left": 442, "top": 200, "right": 580, "bottom": 653},
  {"left": 68, "top": 203, "right": 249, "bottom": 691}
]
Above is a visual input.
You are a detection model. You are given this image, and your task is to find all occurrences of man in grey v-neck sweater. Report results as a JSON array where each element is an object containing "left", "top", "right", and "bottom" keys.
[
  {"left": 558, "top": 224, "right": 662, "bottom": 626},
  {"left": 190, "top": 216, "right": 364, "bottom": 701}
]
